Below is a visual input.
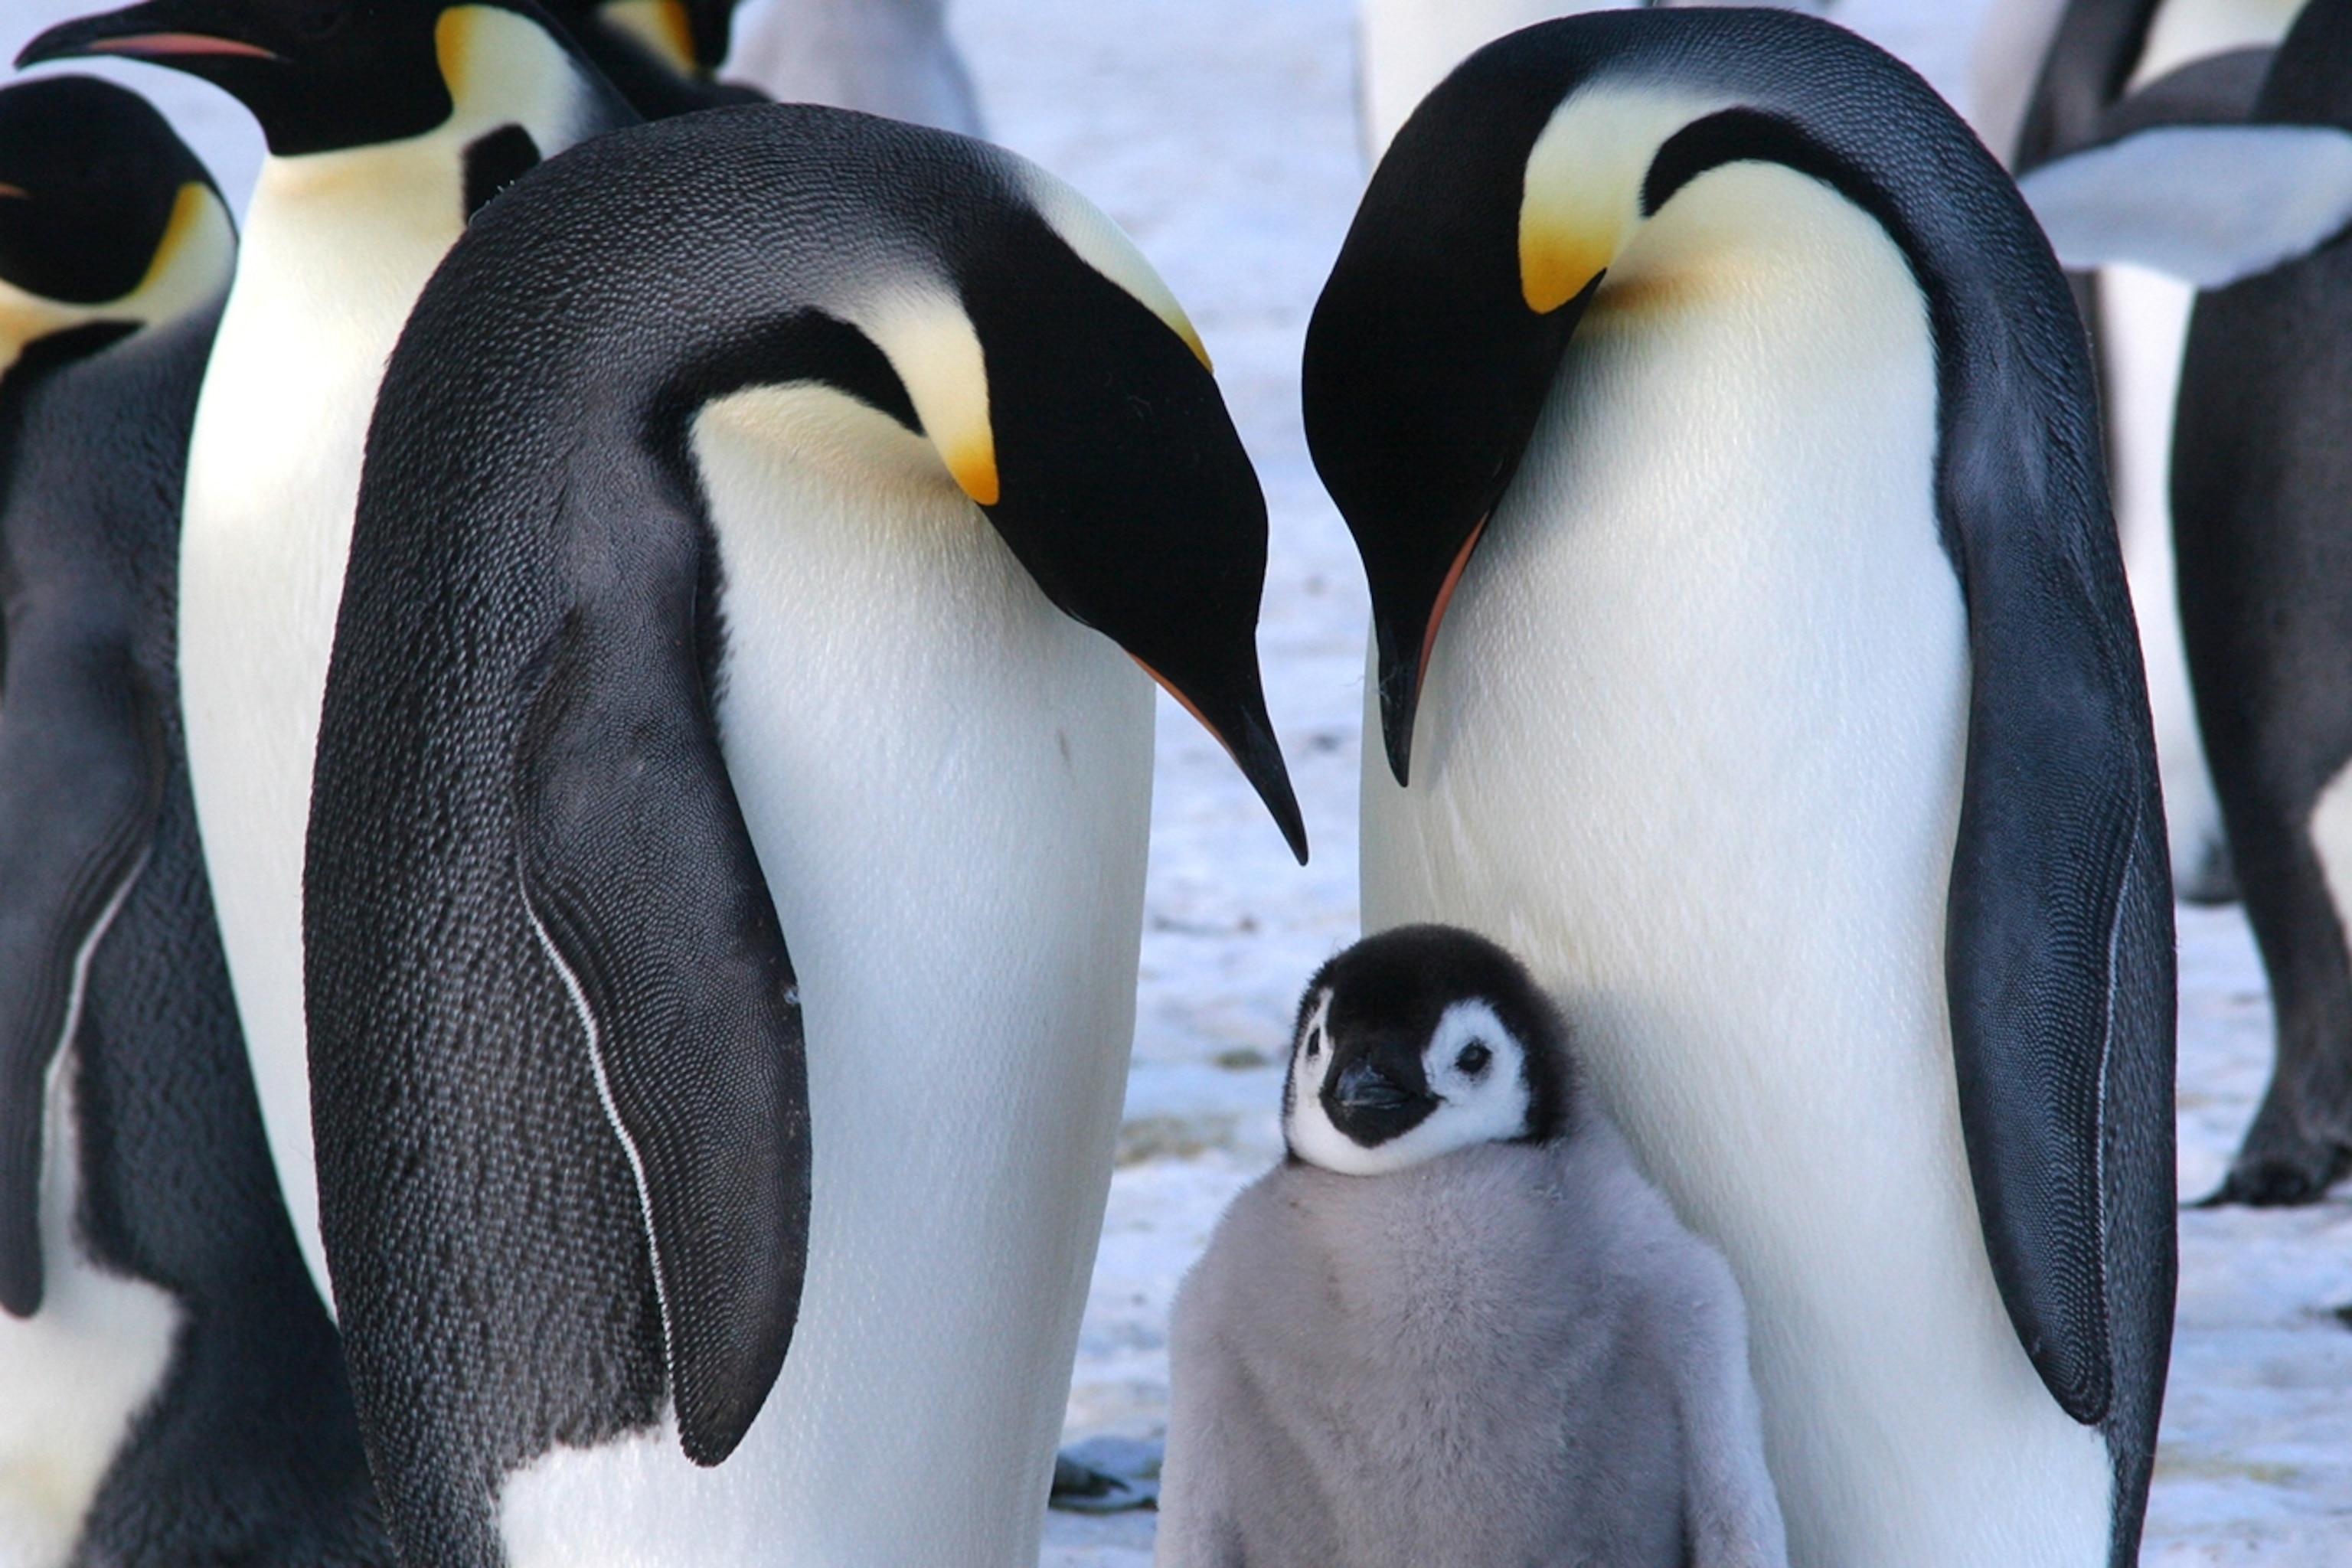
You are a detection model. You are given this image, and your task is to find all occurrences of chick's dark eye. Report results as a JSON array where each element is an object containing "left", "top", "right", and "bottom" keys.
[
  {"left": 1305, "top": 1030, "right": 1321, "bottom": 1059},
  {"left": 1455, "top": 1042, "right": 1491, "bottom": 1076}
]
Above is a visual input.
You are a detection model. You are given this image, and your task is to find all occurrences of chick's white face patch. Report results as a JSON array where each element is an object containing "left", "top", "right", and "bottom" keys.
[{"left": 1285, "top": 995, "right": 1533, "bottom": 1177}]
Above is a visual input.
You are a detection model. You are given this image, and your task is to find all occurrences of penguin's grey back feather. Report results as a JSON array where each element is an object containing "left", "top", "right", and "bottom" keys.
[{"left": 1158, "top": 1106, "right": 1785, "bottom": 1568}]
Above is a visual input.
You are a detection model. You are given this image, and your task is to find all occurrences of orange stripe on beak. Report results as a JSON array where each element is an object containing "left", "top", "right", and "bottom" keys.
[
  {"left": 1417, "top": 513, "right": 1488, "bottom": 708},
  {"left": 88, "top": 31, "right": 276, "bottom": 58}
]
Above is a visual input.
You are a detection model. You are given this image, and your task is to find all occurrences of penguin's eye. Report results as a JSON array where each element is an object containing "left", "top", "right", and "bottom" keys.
[
  {"left": 1305, "top": 1028, "right": 1322, "bottom": 1059},
  {"left": 1455, "top": 1042, "right": 1491, "bottom": 1076}
]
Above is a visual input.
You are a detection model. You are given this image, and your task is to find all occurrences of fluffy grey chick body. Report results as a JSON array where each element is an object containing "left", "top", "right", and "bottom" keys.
[{"left": 1158, "top": 924, "right": 1785, "bottom": 1568}]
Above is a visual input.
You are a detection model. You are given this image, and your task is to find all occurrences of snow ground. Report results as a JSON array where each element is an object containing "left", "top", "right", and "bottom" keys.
[{"left": 6, "top": 0, "right": 2346, "bottom": 1557}]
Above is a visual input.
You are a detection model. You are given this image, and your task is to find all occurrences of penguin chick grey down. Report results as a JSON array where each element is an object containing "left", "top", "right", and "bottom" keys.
[{"left": 1158, "top": 925, "right": 1788, "bottom": 1568}]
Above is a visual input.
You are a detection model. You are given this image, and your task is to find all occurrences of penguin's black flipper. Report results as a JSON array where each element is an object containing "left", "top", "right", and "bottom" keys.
[
  {"left": 514, "top": 484, "right": 810, "bottom": 1468},
  {"left": 0, "top": 453, "right": 164, "bottom": 1315},
  {"left": 2096, "top": 48, "right": 2276, "bottom": 139},
  {"left": 1938, "top": 272, "right": 2174, "bottom": 1439}
]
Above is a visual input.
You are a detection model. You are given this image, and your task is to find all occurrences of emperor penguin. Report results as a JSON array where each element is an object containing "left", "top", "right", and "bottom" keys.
[
  {"left": 2005, "top": 0, "right": 2304, "bottom": 905},
  {"left": 1158, "top": 925, "right": 1787, "bottom": 1568},
  {"left": 18, "top": 0, "right": 639, "bottom": 1307},
  {"left": 1303, "top": 12, "right": 2175, "bottom": 1567},
  {"left": 0, "top": 77, "right": 387, "bottom": 1568},
  {"left": 302, "top": 104, "right": 1304, "bottom": 1566},
  {"left": 2023, "top": 0, "right": 2352, "bottom": 1203},
  {"left": 724, "top": 0, "right": 983, "bottom": 136},
  {"left": 538, "top": 0, "right": 763, "bottom": 118}
]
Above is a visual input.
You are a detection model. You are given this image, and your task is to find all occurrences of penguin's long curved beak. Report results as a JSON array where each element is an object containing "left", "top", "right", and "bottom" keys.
[
  {"left": 962, "top": 214, "right": 1310, "bottom": 864},
  {"left": 1303, "top": 251, "right": 1599, "bottom": 788},
  {"left": 17, "top": 0, "right": 276, "bottom": 70}
]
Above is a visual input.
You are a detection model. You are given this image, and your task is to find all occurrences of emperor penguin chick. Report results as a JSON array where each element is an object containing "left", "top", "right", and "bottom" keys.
[{"left": 1158, "top": 925, "right": 1788, "bottom": 1568}]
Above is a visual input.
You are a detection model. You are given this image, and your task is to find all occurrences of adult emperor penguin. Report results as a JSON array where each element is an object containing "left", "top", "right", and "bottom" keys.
[
  {"left": 303, "top": 103, "right": 1302, "bottom": 1566},
  {"left": 540, "top": 0, "right": 761, "bottom": 117},
  {"left": 1303, "top": 12, "right": 2175, "bottom": 1567},
  {"left": 1158, "top": 926, "right": 1787, "bottom": 1568},
  {"left": 18, "top": 0, "right": 638, "bottom": 1305},
  {"left": 0, "top": 77, "right": 388, "bottom": 1568},
  {"left": 2024, "top": 0, "right": 2352, "bottom": 1202}
]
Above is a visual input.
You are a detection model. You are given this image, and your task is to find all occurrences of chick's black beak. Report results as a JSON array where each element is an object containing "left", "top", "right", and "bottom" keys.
[{"left": 1322, "top": 1041, "right": 1437, "bottom": 1145}]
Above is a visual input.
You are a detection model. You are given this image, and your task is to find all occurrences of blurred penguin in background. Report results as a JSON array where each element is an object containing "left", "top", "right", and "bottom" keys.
[
  {"left": 1995, "top": 0, "right": 2305, "bottom": 905},
  {"left": 2024, "top": 0, "right": 2352, "bottom": 1204},
  {"left": 16, "top": 0, "right": 640, "bottom": 1312},
  {"left": 727, "top": 0, "right": 982, "bottom": 133},
  {"left": 0, "top": 75, "right": 387, "bottom": 1568},
  {"left": 539, "top": 0, "right": 764, "bottom": 116},
  {"left": 1158, "top": 925, "right": 1785, "bottom": 1568}
]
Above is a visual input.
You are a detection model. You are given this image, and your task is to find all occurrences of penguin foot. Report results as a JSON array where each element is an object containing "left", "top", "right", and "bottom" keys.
[
  {"left": 2197, "top": 1142, "right": 2352, "bottom": 1207},
  {"left": 1048, "top": 1438, "right": 1161, "bottom": 1513}
]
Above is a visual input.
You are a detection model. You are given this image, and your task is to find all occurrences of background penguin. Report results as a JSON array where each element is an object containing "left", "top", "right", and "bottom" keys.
[
  {"left": 1157, "top": 925, "right": 1788, "bottom": 1568},
  {"left": 725, "top": 0, "right": 983, "bottom": 135},
  {"left": 0, "top": 77, "right": 387, "bottom": 1568},
  {"left": 2002, "top": 0, "right": 2303, "bottom": 905},
  {"left": 538, "top": 0, "right": 764, "bottom": 117},
  {"left": 1303, "top": 11, "right": 2174, "bottom": 1566},
  {"left": 2024, "top": 0, "right": 2352, "bottom": 1203},
  {"left": 302, "top": 103, "right": 1302, "bottom": 1567},
  {"left": 18, "top": 0, "right": 639, "bottom": 1307}
]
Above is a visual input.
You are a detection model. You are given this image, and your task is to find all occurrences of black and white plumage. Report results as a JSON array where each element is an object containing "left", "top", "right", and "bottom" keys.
[
  {"left": 1159, "top": 925, "right": 1786, "bottom": 1568},
  {"left": 302, "top": 104, "right": 1301, "bottom": 1567},
  {"left": 18, "top": 0, "right": 639, "bottom": 1308},
  {"left": 0, "top": 76, "right": 387, "bottom": 1568},
  {"left": 2023, "top": 0, "right": 2352, "bottom": 1204},
  {"left": 1305, "top": 11, "right": 2174, "bottom": 1566}
]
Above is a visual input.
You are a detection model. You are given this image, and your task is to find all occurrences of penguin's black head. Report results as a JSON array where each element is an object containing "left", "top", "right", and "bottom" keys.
[
  {"left": 1304, "top": 10, "right": 1916, "bottom": 786},
  {"left": 18, "top": 0, "right": 614, "bottom": 158},
  {"left": 0, "top": 75, "right": 212, "bottom": 305},
  {"left": 956, "top": 194, "right": 1308, "bottom": 864},
  {"left": 1283, "top": 923, "right": 1571, "bottom": 1174},
  {"left": 0, "top": 76, "right": 234, "bottom": 367},
  {"left": 797, "top": 145, "right": 1307, "bottom": 862}
]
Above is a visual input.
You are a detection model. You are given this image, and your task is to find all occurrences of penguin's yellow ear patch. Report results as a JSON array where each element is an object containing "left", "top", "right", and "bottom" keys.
[
  {"left": 858, "top": 289, "right": 999, "bottom": 506},
  {"left": 1518, "top": 83, "right": 1727, "bottom": 315},
  {"left": 1015, "top": 164, "right": 1213, "bottom": 371}
]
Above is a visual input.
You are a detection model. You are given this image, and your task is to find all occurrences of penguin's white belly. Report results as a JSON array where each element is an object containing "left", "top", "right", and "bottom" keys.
[
  {"left": 496, "top": 385, "right": 1155, "bottom": 1566},
  {"left": 176, "top": 154, "right": 462, "bottom": 1312},
  {"left": 1361, "top": 163, "right": 2110, "bottom": 1567},
  {"left": 0, "top": 1043, "right": 178, "bottom": 1568}
]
